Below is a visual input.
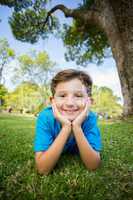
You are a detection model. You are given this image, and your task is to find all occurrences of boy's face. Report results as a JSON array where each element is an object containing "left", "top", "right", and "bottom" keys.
[{"left": 52, "top": 78, "right": 91, "bottom": 121}]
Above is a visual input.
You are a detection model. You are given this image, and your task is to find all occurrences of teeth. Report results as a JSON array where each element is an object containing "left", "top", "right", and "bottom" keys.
[
  {"left": 62, "top": 109, "right": 78, "bottom": 112},
  {"left": 66, "top": 110, "right": 76, "bottom": 112},
  {"left": 65, "top": 110, "right": 76, "bottom": 111}
]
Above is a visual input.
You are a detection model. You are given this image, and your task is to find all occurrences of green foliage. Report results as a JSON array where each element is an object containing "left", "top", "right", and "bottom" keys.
[
  {"left": 4, "top": 81, "right": 51, "bottom": 113},
  {"left": 9, "top": 9, "right": 48, "bottom": 43},
  {"left": 0, "top": 84, "right": 8, "bottom": 108},
  {"left": 14, "top": 51, "right": 54, "bottom": 109},
  {"left": 12, "top": 50, "right": 54, "bottom": 108},
  {"left": 92, "top": 86, "right": 122, "bottom": 117},
  {"left": 65, "top": 0, "right": 105, "bottom": 64},
  {"left": 0, "top": 84, "right": 8, "bottom": 99},
  {"left": 62, "top": 20, "right": 110, "bottom": 65},
  {"left": 0, "top": 0, "right": 33, "bottom": 11},
  {"left": 5, "top": 82, "right": 41, "bottom": 112},
  {"left": 14, "top": 50, "right": 54, "bottom": 86},
  {"left": 8, "top": 1, "right": 59, "bottom": 43},
  {"left": 0, "top": 0, "right": 50, "bottom": 11},
  {"left": 0, "top": 114, "right": 133, "bottom": 199},
  {"left": 0, "top": 38, "right": 15, "bottom": 59}
]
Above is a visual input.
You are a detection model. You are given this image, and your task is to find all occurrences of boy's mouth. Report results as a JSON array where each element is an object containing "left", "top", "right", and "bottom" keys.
[{"left": 61, "top": 109, "right": 79, "bottom": 114}]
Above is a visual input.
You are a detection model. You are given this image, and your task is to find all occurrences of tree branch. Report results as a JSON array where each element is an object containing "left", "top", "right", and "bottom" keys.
[{"left": 44, "top": 4, "right": 97, "bottom": 26}]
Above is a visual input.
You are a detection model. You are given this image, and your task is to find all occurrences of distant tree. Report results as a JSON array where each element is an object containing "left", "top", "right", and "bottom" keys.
[
  {"left": 0, "top": 84, "right": 8, "bottom": 107},
  {"left": 92, "top": 86, "right": 122, "bottom": 116},
  {"left": 0, "top": 38, "right": 15, "bottom": 84},
  {"left": 5, "top": 81, "right": 42, "bottom": 112},
  {"left": 13, "top": 50, "right": 54, "bottom": 104}
]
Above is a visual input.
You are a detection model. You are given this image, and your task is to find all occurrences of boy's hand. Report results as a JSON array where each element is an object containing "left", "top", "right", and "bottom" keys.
[
  {"left": 51, "top": 100, "right": 72, "bottom": 130},
  {"left": 72, "top": 98, "right": 91, "bottom": 128}
]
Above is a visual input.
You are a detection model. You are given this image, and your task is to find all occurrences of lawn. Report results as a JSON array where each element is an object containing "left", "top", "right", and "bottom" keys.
[{"left": 0, "top": 113, "right": 133, "bottom": 200}]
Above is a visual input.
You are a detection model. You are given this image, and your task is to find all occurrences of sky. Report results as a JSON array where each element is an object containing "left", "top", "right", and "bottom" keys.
[{"left": 0, "top": 1, "right": 123, "bottom": 104}]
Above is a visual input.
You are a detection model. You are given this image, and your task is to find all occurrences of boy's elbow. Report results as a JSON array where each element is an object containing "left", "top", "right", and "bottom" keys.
[
  {"left": 38, "top": 170, "right": 50, "bottom": 176},
  {"left": 87, "top": 163, "right": 100, "bottom": 171},
  {"left": 86, "top": 157, "right": 101, "bottom": 171},
  {"left": 36, "top": 166, "right": 51, "bottom": 175},
  {"left": 35, "top": 152, "right": 52, "bottom": 175}
]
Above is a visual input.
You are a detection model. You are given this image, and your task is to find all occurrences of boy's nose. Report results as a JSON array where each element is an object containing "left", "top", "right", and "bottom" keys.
[{"left": 65, "top": 97, "right": 75, "bottom": 106}]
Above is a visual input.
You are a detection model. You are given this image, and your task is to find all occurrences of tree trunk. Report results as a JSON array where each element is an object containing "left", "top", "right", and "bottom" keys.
[
  {"left": 108, "top": 0, "right": 133, "bottom": 116},
  {"left": 93, "top": 0, "right": 133, "bottom": 116}
]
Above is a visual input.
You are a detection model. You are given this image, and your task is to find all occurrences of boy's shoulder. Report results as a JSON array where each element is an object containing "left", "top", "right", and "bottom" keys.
[
  {"left": 40, "top": 105, "right": 52, "bottom": 113},
  {"left": 84, "top": 110, "right": 98, "bottom": 125},
  {"left": 38, "top": 106, "right": 54, "bottom": 120},
  {"left": 81, "top": 111, "right": 98, "bottom": 130},
  {"left": 88, "top": 110, "right": 98, "bottom": 119}
]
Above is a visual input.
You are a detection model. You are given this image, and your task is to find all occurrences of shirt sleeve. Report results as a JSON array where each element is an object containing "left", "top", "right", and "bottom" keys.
[
  {"left": 83, "top": 113, "right": 102, "bottom": 152},
  {"left": 34, "top": 112, "right": 53, "bottom": 152}
]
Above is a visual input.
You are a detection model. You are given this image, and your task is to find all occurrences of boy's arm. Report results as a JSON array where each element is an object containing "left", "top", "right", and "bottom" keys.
[
  {"left": 72, "top": 125, "right": 101, "bottom": 170},
  {"left": 35, "top": 125, "right": 71, "bottom": 175},
  {"left": 35, "top": 100, "right": 71, "bottom": 175},
  {"left": 72, "top": 100, "right": 101, "bottom": 170}
]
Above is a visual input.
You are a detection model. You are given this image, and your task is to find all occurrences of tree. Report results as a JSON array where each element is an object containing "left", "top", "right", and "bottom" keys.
[
  {"left": 0, "top": 38, "right": 15, "bottom": 84},
  {"left": 5, "top": 81, "right": 41, "bottom": 112},
  {"left": 1, "top": 1, "right": 133, "bottom": 116},
  {"left": 13, "top": 50, "right": 54, "bottom": 104},
  {"left": 0, "top": 84, "right": 8, "bottom": 107},
  {"left": 92, "top": 85, "right": 122, "bottom": 117}
]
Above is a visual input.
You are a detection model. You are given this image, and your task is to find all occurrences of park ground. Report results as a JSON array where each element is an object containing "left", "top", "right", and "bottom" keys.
[{"left": 0, "top": 113, "right": 133, "bottom": 200}]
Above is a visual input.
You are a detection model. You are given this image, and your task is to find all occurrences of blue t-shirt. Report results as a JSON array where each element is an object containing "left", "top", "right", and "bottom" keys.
[{"left": 34, "top": 106, "right": 102, "bottom": 153}]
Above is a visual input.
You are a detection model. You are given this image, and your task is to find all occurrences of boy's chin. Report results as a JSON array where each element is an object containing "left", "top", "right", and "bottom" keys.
[
  {"left": 65, "top": 115, "right": 77, "bottom": 122},
  {"left": 60, "top": 111, "right": 80, "bottom": 121}
]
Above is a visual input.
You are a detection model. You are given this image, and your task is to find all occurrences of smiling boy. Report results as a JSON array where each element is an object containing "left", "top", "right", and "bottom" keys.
[{"left": 34, "top": 69, "right": 102, "bottom": 175}]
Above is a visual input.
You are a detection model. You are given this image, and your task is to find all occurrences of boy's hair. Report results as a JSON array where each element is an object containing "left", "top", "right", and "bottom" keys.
[{"left": 51, "top": 69, "right": 92, "bottom": 96}]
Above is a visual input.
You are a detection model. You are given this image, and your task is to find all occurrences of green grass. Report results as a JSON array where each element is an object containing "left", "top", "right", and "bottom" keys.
[{"left": 0, "top": 114, "right": 133, "bottom": 200}]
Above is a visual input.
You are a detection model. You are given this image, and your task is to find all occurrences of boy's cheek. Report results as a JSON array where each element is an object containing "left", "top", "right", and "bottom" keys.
[
  {"left": 53, "top": 100, "right": 62, "bottom": 111},
  {"left": 80, "top": 98, "right": 89, "bottom": 107},
  {"left": 51, "top": 97, "right": 60, "bottom": 106},
  {"left": 80, "top": 98, "right": 91, "bottom": 110}
]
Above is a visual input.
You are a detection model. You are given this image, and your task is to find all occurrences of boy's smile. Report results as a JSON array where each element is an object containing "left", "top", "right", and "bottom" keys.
[{"left": 53, "top": 78, "right": 90, "bottom": 121}]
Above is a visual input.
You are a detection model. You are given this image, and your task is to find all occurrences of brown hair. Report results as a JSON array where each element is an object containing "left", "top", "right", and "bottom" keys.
[{"left": 51, "top": 69, "right": 93, "bottom": 96}]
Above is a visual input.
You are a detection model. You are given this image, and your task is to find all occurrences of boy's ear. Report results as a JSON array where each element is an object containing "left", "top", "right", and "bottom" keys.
[
  {"left": 87, "top": 97, "right": 93, "bottom": 105},
  {"left": 90, "top": 97, "right": 94, "bottom": 105}
]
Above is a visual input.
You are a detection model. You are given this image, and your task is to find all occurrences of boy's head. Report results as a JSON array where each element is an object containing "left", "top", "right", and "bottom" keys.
[
  {"left": 51, "top": 69, "right": 92, "bottom": 96},
  {"left": 50, "top": 69, "right": 93, "bottom": 121}
]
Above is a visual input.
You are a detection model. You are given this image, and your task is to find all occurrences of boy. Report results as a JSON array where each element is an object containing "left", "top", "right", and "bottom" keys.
[{"left": 34, "top": 69, "right": 102, "bottom": 175}]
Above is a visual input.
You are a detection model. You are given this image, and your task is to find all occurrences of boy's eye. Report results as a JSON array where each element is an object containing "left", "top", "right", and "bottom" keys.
[
  {"left": 75, "top": 94, "right": 83, "bottom": 98},
  {"left": 58, "top": 94, "right": 65, "bottom": 97}
]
